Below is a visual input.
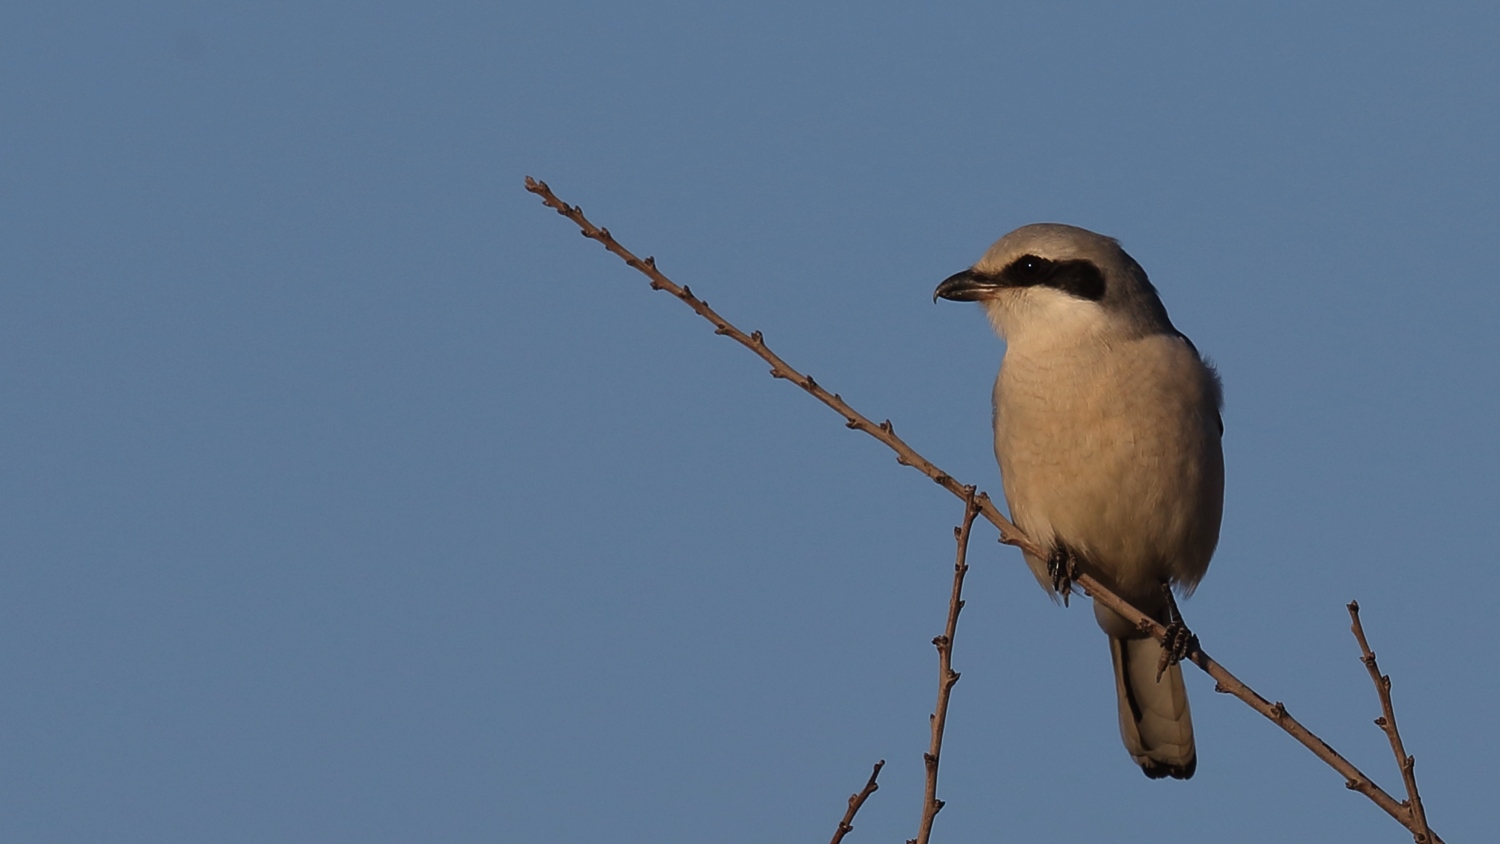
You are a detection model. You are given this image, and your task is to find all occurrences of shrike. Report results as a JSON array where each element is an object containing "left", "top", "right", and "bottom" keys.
[{"left": 935, "top": 223, "right": 1223, "bottom": 780}]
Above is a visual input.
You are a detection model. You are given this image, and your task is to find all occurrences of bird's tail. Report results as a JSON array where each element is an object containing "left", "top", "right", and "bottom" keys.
[{"left": 1108, "top": 633, "right": 1196, "bottom": 779}]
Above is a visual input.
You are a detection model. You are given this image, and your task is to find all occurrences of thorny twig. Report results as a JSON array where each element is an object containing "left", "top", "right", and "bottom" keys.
[
  {"left": 520, "top": 179, "right": 1046, "bottom": 561},
  {"left": 524, "top": 176, "right": 1444, "bottom": 843},
  {"left": 1082, "top": 582, "right": 1444, "bottom": 842},
  {"left": 830, "top": 760, "right": 884, "bottom": 844},
  {"left": 1348, "top": 601, "right": 1433, "bottom": 844},
  {"left": 910, "top": 488, "right": 983, "bottom": 844}
]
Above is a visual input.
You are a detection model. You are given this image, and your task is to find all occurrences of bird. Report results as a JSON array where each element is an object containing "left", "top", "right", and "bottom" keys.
[{"left": 934, "top": 223, "right": 1224, "bottom": 780}]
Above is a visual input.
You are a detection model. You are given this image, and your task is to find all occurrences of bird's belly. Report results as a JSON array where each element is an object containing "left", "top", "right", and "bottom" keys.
[{"left": 994, "top": 352, "right": 1222, "bottom": 600}]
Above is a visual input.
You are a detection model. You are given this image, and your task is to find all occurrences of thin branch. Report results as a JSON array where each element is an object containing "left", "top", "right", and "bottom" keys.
[
  {"left": 1349, "top": 601, "right": 1432, "bottom": 844},
  {"left": 524, "top": 177, "right": 1444, "bottom": 844},
  {"left": 1080, "top": 581, "right": 1444, "bottom": 843},
  {"left": 910, "top": 488, "right": 983, "bottom": 844},
  {"left": 830, "top": 760, "right": 885, "bottom": 844},
  {"left": 521, "top": 178, "right": 1046, "bottom": 560}
]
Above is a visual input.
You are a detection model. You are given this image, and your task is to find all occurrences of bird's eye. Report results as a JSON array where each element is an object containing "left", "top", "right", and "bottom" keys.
[{"left": 1011, "top": 255, "right": 1046, "bottom": 278}]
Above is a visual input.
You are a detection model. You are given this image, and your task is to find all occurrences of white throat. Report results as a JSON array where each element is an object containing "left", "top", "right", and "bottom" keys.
[{"left": 981, "top": 288, "right": 1116, "bottom": 353}]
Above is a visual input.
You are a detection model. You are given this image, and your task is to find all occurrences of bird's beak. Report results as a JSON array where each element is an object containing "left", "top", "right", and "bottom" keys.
[{"left": 933, "top": 269, "right": 998, "bottom": 303}]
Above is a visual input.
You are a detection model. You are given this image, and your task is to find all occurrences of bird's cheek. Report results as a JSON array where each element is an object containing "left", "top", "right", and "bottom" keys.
[{"left": 981, "top": 300, "right": 1016, "bottom": 338}]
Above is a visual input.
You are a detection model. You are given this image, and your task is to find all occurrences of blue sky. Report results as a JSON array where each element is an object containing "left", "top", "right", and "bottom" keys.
[{"left": 2, "top": 2, "right": 1496, "bottom": 841}]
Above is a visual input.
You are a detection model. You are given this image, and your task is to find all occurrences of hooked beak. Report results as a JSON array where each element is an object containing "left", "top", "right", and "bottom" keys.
[{"left": 933, "top": 269, "right": 1000, "bottom": 303}]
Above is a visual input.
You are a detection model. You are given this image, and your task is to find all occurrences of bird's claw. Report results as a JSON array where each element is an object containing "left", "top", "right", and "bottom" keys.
[
  {"left": 1047, "top": 546, "right": 1077, "bottom": 606},
  {"left": 1155, "top": 581, "right": 1198, "bottom": 681}
]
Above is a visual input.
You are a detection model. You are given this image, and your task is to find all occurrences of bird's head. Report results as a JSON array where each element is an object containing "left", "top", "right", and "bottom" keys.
[{"left": 934, "top": 223, "right": 1175, "bottom": 346}]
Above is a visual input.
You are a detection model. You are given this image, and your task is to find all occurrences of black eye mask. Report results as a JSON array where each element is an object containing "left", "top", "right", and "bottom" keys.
[{"left": 996, "top": 254, "right": 1107, "bottom": 302}]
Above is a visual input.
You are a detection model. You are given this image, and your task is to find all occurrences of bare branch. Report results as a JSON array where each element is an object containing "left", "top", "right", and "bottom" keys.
[
  {"left": 1081, "top": 581, "right": 1444, "bottom": 842},
  {"left": 910, "top": 488, "right": 983, "bottom": 844},
  {"left": 1348, "top": 601, "right": 1433, "bottom": 843},
  {"left": 524, "top": 177, "right": 1444, "bottom": 843},
  {"left": 830, "top": 760, "right": 885, "bottom": 844},
  {"left": 522, "top": 178, "right": 1045, "bottom": 561}
]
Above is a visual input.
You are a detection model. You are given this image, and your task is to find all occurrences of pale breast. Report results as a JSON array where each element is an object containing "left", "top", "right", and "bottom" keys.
[{"left": 993, "top": 333, "right": 1223, "bottom": 600}]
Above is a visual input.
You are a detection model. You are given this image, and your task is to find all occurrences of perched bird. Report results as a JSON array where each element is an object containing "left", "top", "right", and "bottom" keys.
[{"left": 934, "top": 223, "right": 1224, "bottom": 779}]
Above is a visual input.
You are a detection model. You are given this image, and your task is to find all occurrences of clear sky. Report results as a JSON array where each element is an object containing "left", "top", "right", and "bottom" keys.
[{"left": 3, "top": 2, "right": 1496, "bottom": 841}]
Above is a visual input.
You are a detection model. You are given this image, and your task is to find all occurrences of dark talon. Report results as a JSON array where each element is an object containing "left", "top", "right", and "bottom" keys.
[
  {"left": 1155, "top": 580, "right": 1198, "bottom": 681},
  {"left": 1047, "top": 546, "right": 1076, "bottom": 605}
]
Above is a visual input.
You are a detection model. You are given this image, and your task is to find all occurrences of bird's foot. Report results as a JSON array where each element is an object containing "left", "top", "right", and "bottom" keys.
[
  {"left": 1155, "top": 581, "right": 1198, "bottom": 682},
  {"left": 1047, "top": 546, "right": 1077, "bottom": 606}
]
